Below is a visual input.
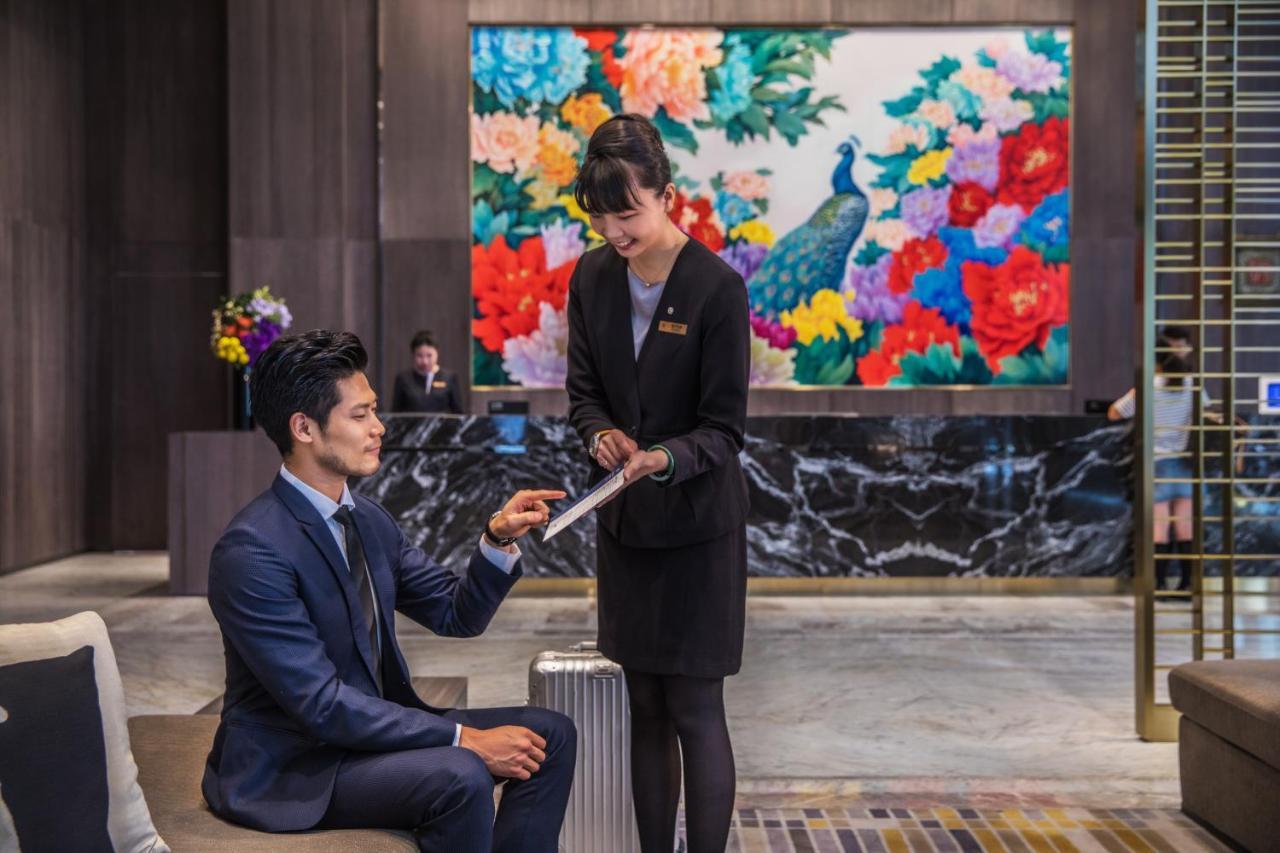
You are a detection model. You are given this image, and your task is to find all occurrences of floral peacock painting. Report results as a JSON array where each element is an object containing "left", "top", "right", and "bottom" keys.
[{"left": 470, "top": 27, "right": 1071, "bottom": 388}]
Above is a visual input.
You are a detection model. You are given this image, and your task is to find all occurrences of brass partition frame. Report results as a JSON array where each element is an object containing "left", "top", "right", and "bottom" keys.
[{"left": 1138, "top": 0, "right": 1280, "bottom": 741}]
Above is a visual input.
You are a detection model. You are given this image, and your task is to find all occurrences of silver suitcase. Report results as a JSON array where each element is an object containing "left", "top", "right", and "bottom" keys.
[{"left": 529, "top": 642, "right": 640, "bottom": 853}]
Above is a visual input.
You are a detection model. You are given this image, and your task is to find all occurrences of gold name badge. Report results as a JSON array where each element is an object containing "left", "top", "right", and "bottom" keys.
[
  {"left": 658, "top": 321, "right": 688, "bottom": 336},
  {"left": 432, "top": 381, "right": 447, "bottom": 388}
]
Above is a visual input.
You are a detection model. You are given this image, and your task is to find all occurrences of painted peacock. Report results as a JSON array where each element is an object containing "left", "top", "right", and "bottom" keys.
[{"left": 747, "top": 138, "right": 869, "bottom": 321}]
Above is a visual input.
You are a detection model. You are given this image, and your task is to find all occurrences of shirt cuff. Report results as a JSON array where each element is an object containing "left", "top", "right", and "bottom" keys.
[
  {"left": 453, "top": 723, "right": 461, "bottom": 747},
  {"left": 648, "top": 444, "right": 675, "bottom": 482},
  {"left": 478, "top": 535, "right": 521, "bottom": 574}
]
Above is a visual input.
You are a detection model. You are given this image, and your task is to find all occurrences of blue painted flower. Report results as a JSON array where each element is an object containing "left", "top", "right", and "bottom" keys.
[
  {"left": 913, "top": 261, "right": 972, "bottom": 328},
  {"left": 472, "top": 199, "right": 510, "bottom": 246},
  {"left": 937, "top": 226, "right": 1008, "bottom": 267},
  {"left": 472, "top": 27, "right": 589, "bottom": 109},
  {"left": 709, "top": 38, "right": 754, "bottom": 124},
  {"left": 1017, "top": 190, "right": 1070, "bottom": 263},
  {"left": 937, "top": 79, "right": 982, "bottom": 123},
  {"left": 714, "top": 191, "right": 755, "bottom": 229}
]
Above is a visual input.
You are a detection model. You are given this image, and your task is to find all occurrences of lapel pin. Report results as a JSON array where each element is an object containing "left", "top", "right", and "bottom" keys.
[{"left": 667, "top": 307, "right": 674, "bottom": 315}]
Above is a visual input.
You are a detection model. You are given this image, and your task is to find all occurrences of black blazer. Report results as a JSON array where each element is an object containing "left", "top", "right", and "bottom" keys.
[
  {"left": 391, "top": 368, "right": 462, "bottom": 414},
  {"left": 566, "top": 238, "right": 750, "bottom": 549}
]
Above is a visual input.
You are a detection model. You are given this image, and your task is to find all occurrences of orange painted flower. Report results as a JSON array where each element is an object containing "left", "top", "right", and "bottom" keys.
[
  {"left": 962, "top": 247, "right": 1069, "bottom": 371},
  {"left": 535, "top": 123, "right": 581, "bottom": 188},
  {"left": 856, "top": 350, "right": 902, "bottom": 386},
  {"left": 887, "top": 236, "right": 948, "bottom": 295},
  {"left": 997, "top": 117, "right": 1069, "bottom": 211},
  {"left": 560, "top": 93, "right": 612, "bottom": 136},
  {"left": 618, "top": 30, "right": 723, "bottom": 123},
  {"left": 575, "top": 29, "right": 624, "bottom": 88},
  {"left": 472, "top": 236, "right": 573, "bottom": 353}
]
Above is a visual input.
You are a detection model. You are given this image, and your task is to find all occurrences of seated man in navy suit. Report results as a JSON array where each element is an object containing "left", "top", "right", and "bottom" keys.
[{"left": 202, "top": 330, "right": 575, "bottom": 852}]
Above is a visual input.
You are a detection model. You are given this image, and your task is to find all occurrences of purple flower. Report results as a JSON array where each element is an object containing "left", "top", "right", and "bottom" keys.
[
  {"left": 973, "top": 204, "right": 1027, "bottom": 249},
  {"left": 846, "top": 254, "right": 909, "bottom": 324},
  {"left": 996, "top": 51, "right": 1064, "bottom": 94},
  {"left": 719, "top": 241, "right": 770, "bottom": 283},
  {"left": 946, "top": 138, "right": 1000, "bottom": 192},
  {"left": 540, "top": 219, "right": 586, "bottom": 271},
  {"left": 244, "top": 320, "right": 282, "bottom": 365},
  {"left": 899, "top": 186, "right": 952, "bottom": 237}
]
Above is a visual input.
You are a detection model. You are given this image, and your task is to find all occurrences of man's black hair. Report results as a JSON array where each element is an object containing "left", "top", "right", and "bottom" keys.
[{"left": 251, "top": 330, "right": 369, "bottom": 456}]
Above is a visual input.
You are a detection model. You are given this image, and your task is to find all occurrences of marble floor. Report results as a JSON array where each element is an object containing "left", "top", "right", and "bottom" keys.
[{"left": 5, "top": 552, "right": 1262, "bottom": 815}]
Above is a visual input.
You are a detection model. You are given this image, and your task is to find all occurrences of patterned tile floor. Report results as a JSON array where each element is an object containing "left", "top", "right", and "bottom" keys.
[{"left": 698, "top": 806, "right": 1229, "bottom": 852}]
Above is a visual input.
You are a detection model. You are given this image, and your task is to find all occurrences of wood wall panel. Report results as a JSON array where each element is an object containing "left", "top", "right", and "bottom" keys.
[
  {"left": 83, "top": 0, "right": 229, "bottom": 551},
  {"left": 0, "top": 0, "right": 87, "bottom": 574},
  {"left": 227, "top": 0, "right": 380, "bottom": 379}
]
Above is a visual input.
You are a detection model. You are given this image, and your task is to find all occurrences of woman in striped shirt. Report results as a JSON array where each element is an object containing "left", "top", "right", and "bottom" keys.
[{"left": 1109, "top": 335, "right": 1209, "bottom": 593}]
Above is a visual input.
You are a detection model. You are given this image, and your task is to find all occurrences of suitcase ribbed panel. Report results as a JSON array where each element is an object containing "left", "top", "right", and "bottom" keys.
[{"left": 529, "top": 646, "right": 640, "bottom": 853}]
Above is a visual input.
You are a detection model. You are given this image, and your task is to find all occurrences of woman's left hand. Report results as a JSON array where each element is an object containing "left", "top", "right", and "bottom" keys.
[{"left": 622, "top": 449, "right": 670, "bottom": 483}]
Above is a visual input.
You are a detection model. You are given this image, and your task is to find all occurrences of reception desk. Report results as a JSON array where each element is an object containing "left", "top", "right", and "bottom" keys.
[{"left": 359, "top": 415, "right": 1135, "bottom": 580}]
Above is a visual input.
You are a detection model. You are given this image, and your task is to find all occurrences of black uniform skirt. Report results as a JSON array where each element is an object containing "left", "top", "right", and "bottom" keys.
[{"left": 595, "top": 522, "right": 747, "bottom": 679}]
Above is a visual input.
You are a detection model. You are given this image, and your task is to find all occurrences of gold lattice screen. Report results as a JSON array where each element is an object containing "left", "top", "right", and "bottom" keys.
[{"left": 1137, "top": 0, "right": 1280, "bottom": 741}]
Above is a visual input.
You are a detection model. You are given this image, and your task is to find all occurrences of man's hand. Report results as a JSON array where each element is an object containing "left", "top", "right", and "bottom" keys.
[
  {"left": 595, "top": 430, "right": 639, "bottom": 470},
  {"left": 622, "top": 449, "right": 670, "bottom": 483},
  {"left": 458, "top": 725, "right": 547, "bottom": 780},
  {"left": 490, "top": 490, "right": 566, "bottom": 540}
]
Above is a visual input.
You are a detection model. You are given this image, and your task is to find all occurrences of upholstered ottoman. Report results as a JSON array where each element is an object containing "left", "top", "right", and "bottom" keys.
[{"left": 1169, "top": 659, "right": 1280, "bottom": 851}]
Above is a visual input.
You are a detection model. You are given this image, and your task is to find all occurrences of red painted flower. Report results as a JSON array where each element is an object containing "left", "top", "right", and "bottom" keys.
[
  {"left": 887, "top": 236, "right": 948, "bottom": 295},
  {"left": 962, "top": 247, "right": 1069, "bottom": 372},
  {"left": 669, "top": 193, "right": 724, "bottom": 252},
  {"left": 856, "top": 350, "right": 902, "bottom": 387},
  {"left": 472, "top": 236, "right": 573, "bottom": 353},
  {"left": 997, "top": 117, "right": 1069, "bottom": 211},
  {"left": 576, "top": 29, "right": 624, "bottom": 89},
  {"left": 949, "top": 181, "right": 996, "bottom": 228},
  {"left": 856, "top": 302, "right": 960, "bottom": 387}
]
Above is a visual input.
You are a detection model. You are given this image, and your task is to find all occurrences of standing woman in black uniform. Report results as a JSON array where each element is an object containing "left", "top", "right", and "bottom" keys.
[{"left": 565, "top": 114, "right": 751, "bottom": 853}]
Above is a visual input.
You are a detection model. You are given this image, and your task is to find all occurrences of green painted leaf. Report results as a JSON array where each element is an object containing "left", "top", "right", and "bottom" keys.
[
  {"left": 883, "top": 89, "right": 924, "bottom": 118},
  {"left": 739, "top": 104, "right": 771, "bottom": 138},
  {"left": 919, "top": 56, "right": 961, "bottom": 93},
  {"left": 751, "top": 86, "right": 787, "bottom": 102},
  {"left": 854, "top": 241, "right": 889, "bottom": 266},
  {"left": 472, "top": 345, "right": 510, "bottom": 386},
  {"left": 652, "top": 107, "right": 699, "bottom": 154}
]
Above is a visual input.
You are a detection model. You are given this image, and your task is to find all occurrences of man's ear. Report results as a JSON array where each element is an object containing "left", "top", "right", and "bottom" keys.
[{"left": 289, "top": 412, "right": 315, "bottom": 447}]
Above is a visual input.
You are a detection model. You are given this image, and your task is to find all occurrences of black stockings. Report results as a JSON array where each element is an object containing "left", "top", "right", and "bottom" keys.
[{"left": 624, "top": 669, "right": 735, "bottom": 853}]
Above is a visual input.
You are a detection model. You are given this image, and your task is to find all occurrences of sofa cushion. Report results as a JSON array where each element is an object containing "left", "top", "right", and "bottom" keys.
[
  {"left": 129, "top": 715, "right": 417, "bottom": 852},
  {"left": 1169, "top": 659, "right": 1280, "bottom": 769},
  {"left": 0, "top": 612, "right": 168, "bottom": 852}
]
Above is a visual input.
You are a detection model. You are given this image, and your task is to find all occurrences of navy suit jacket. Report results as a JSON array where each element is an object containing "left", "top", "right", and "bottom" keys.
[{"left": 202, "top": 474, "right": 520, "bottom": 832}]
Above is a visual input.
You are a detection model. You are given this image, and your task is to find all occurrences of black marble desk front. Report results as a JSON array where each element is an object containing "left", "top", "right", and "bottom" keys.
[{"left": 356, "top": 415, "right": 1139, "bottom": 579}]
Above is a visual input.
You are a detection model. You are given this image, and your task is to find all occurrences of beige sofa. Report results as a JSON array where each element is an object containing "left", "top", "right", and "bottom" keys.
[
  {"left": 129, "top": 677, "right": 465, "bottom": 851},
  {"left": 1169, "top": 659, "right": 1280, "bottom": 852}
]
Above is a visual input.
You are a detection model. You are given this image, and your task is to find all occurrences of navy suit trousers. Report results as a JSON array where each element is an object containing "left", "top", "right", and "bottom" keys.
[{"left": 318, "top": 705, "right": 576, "bottom": 852}]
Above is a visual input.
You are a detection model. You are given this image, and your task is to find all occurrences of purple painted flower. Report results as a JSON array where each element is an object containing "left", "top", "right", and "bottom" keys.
[
  {"left": 899, "top": 186, "right": 952, "bottom": 237},
  {"left": 540, "top": 218, "right": 586, "bottom": 271},
  {"left": 750, "top": 313, "right": 797, "bottom": 350},
  {"left": 846, "top": 253, "right": 909, "bottom": 324},
  {"left": 946, "top": 138, "right": 1001, "bottom": 192},
  {"left": 996, "top": 51, "right": 1064, "bottom": 95},
  {"left": 720, "top": 241, "right": 770, "bottom": 283},
  {"left": 973, "top": 204, "right": 1028, "bottom": 249}
]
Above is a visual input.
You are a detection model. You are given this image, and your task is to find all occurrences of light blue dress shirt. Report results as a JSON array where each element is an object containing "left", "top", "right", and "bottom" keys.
[{"left": 279, "top": 465, "right": 520, "bottom": 746}]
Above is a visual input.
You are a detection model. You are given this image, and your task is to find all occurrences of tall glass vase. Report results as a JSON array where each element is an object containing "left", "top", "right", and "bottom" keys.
[{"left": 230, "top": 365, "right": 254, "bottom": 430}]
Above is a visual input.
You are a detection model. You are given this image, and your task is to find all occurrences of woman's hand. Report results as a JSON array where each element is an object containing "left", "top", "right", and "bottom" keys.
[
  {"left": 595, "top": 430, "right": 639, "bottom": 470},
  {"left": 623, "top": 449, "right": 671, "bottom": 483},
  {"left": 490, "top": 490, "right": 566, "bottom": 540}
]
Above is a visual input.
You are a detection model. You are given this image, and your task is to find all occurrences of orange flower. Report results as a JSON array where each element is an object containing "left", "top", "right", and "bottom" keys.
[
  {"left": 576, "top": 29, "right": 624, "bottom": 88},
  {"left": 536, "top": 124, "right": 581, "bottom": 188},
  {"left": 618, "top": 30, "right": 723, "bottom": 123},
  {"left": 856, "top": 302, "right": 960, "bottom": 386},
  {"left": 560, "top": 93, "right": 612, "bottom": 136},
  {"left": 472, "top": 236, "right": 573, "bottom": 353}
]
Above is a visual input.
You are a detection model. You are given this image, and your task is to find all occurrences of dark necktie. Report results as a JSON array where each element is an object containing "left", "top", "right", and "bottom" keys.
[{"left": 332, "top": 506, "right": 382, "bottom": 694}]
